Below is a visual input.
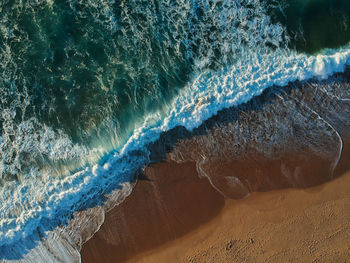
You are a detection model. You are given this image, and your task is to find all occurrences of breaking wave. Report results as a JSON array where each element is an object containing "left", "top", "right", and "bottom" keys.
[{"left": 0, "top": 0, "right": 350, "bottom": 260}]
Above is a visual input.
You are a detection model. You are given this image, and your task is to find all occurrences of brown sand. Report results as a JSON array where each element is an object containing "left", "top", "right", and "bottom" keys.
[
  {"left": 132, "top": 171, "right": 350, "bottom": 263},
  {"left": 81, "top": 124, "right": 350, "bottom": 263},
  {"left": 81, "top": 134, "right": 350, "bottom": 263},
  {"left": 79, "top": 74, "right": 350, "bottom": 262},
  {"left": 81, "top": 158, "right": 350, "bottom": 263},
  {"left": 81, "top": 161, "right": 225, "bottom": 263},
  {"left": 81, "top": 137, "right": 350, "bottom": 263}
]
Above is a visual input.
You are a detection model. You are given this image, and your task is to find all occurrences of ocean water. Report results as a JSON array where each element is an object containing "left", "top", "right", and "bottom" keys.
[{"left": 0, "top": 0, "right": 350, "bottom": 260}]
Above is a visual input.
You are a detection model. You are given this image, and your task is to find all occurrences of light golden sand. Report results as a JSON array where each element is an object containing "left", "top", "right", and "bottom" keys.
[{"left": 131, "top": 172, "right": 350, "bottom": 263}]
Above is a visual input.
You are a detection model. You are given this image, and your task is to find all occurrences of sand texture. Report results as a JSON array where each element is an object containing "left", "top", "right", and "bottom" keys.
[
  {"left": 81, "top": 74, "right": 350, "bottom": 262},
  {"left": 132, "top": 172, "right": 350, "bottom": 263}
]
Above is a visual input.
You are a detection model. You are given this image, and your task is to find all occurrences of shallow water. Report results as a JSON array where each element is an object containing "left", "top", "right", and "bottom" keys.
[{"left": 1, "top": 0, "right": 350, "bottom": 260}]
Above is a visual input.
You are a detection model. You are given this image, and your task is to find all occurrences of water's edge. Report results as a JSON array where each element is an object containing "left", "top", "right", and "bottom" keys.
[{"left": 30, "top": 68, "right": 350, "bottom": 263}]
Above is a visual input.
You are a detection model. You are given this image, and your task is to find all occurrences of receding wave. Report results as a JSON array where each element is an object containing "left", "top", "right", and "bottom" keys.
[{"left": 1, "top": 0, "right": 350, "bottom": 260}]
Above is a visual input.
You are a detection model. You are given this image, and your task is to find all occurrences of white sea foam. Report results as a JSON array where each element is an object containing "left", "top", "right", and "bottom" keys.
[
  {"left": 4, "top": 43, "right": 350, "bottom": 254},
  {"left": 1, "top": 0, "right": 350, "bottom": 259},
  {"left": 121, "top": 46, "right": 350, "bottom": 154}
]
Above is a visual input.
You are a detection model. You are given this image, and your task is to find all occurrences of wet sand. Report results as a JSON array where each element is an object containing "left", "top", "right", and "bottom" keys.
[
  {"left": 132, "top": 170, "right": 350, "bottom": 263},
  {"left": 81, "top": 153, "right": 350, "bottom": 263},
  {"left": 80, "top": 76, "right": 350, "bottom": 262},
  {"left": 81, "top": 161, "right": 225, "bottom": 263}
]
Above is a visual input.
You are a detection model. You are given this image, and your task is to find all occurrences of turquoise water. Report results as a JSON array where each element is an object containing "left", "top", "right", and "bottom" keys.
[
  {"left": 0, "top": 0, "right": 350, "bottom": 259},
  {"left": 1, "top": 0, "right": 350, "bottom": 180}
]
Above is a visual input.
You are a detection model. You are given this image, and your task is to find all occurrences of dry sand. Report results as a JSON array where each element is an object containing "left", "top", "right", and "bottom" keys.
[
  {"left": 132, "top": 171, "right": 350, "bottom": 263},
  {"left": 81, "top": 162, "right": 350, "bottom": 263},
  {"left": 81, "top": 138, "right": 350, "bottom": 263},
  {"left": 80, "top": 82, "right": 350, "bottom": 262}
]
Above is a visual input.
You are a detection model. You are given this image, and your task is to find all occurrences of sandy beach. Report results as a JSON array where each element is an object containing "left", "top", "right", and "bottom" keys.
[
  {"left": 81, "top": 161, "right": 225, "bottom": 262},
  {"left": 79, "top": 69, "right": 350, "bottom": 262},
  {"left": 131, "top": 171, "right": 350, "bottom": 263},
  {"left": 81, "top": 78, "right": 350, "bottom": 262},
  {"left": 2, "top": 2, "right": 350, "bottom": 262},
  {"left": 81, "top": 151, "right": 350, "bottom": 263},
  {"left": 81, "top": 164, "right": 350, "bottom": 263}
]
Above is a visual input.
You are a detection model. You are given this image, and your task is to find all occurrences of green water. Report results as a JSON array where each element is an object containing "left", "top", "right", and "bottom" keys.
[
  {"left": 0, "top": 1, "right": 191, "bottom": 147},
  {"left": 269, "top": 0, "right": 350, "bottom": 53},
  {"left": 1, "top": 0, "right": 350, "bottom": 182},
  {"left": 1, "top": 1, "right": 350, "bottom": 257}
]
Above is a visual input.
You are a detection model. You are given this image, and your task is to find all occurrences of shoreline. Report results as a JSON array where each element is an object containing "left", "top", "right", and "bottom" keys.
[
  {"left": 81, "top": 139, "right": 350, "bottom": 262},
  {"left": 81, "top": 158, "right": 350, "bottom": 263},
  {"left": 80, "top": 72, "right": 350, "bottom": 262},
  {"left": 81, "top": 161, "right": 225, "bottom": 262},
  {"left": 2, "top": 2, "right": 350, "bottom": 260}
]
